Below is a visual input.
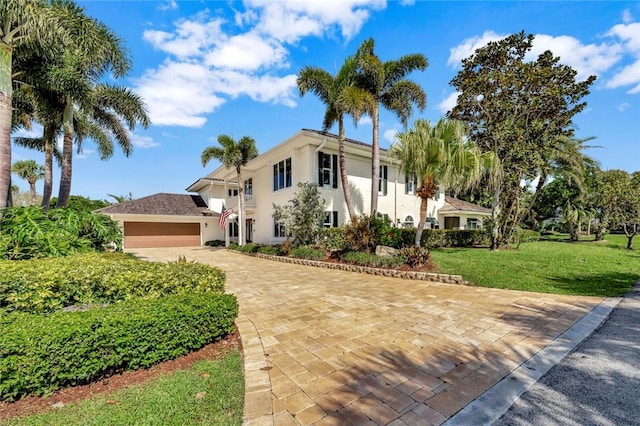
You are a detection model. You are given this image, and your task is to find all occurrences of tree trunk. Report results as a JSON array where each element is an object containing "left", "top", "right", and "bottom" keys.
[
  {"left": 28, "top": 177, "right": 37, "bottom": 205},
  {"left": 41, "top": 125, "right": 54, "bottom": 210},
  {"left": 338, "top": 117, "right": 356, "bottom": 220},
  {"left": 370, "top": 106, "right": 380, "bottom": 215},
  {"left": 625, "top": 224, "right": 636, "bottom": 250},
  {"left": 57, "top": 99, "right": 74, "bottom": 208},
  {"left": 490, "top": 181, "right": 502, "bottom": 251},
  {"left": 237, "top": 167, "right": 244, "bottom": 246},
  {"left": 0, "top": 44, "right": 12, "bottom": 210},
  {"left": 415, "top": 196, "right": 428, "bottom": 247}
]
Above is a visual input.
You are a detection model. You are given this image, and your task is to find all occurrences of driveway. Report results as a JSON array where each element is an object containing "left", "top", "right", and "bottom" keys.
[{"left": 130, "top": 247, "right": 604, "bottom": 426}]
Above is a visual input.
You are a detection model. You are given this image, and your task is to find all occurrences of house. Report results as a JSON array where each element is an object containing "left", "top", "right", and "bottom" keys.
[{"left": 101, "top": 129, "right": 491, "bottom": 248}]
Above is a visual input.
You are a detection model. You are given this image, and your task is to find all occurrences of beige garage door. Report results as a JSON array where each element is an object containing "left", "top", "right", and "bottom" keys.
[{"left": 124, "top": 222, "right": 201, "bottom": 248}]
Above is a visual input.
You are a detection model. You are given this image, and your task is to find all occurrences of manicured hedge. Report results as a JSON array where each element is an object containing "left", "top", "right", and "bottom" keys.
[
  {"left": 0, "top": 253, "right": 226, "bottom": 313},
  {"left": 0, "top": 293, "right": 238, "bottom": 401}
]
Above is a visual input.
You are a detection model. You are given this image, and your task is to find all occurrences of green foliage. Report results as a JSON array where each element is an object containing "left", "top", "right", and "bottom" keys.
[
  {"left": 0, "top": 293, "right": 238, "bottom": 401},
  {"left": 235, "top": 243, "right": 260, "bottom": 253},
  {"left": 340, "top": 251, "right": 405, "bottom": 268},
  {"left": 273, "top": 182, "right": 326, "bottom": 246},
  {"left": 373, "top": 216, "right": 405, "bottom": 248},
  {"left": 420, "top": 229, "right": 490, "bottom": 248},
  {"left": 341, "top": 214, "right": 378, "bottom": 252},
  {"left": 228, "top": 241, "right": 239, "bottom": 250},
  {"left": 289, "top": 246, "right": 325, "bottom": 260},
  {"left": 320, "top": 227, "right": 347, "bottom": 251},
  {"left": 49, "top": 195, "right": 111, "bottom": 212},
  {"left": 205, "top": 240, "right": 226, "bottom": 247},
  {"left": 399, "top": 246, "right": 431, "bottom": 268},
  {"left": 257, "top": 245, "right": 279, "bottom": 255},
  {"left": 0, "top": 253, "right": 226, "bottom": 314},
  {"left": 513, "top": 228, "right": 541, "bottom": 246},
  {"left": 0, "top": 206, "right": 123, "bottom": 259}
]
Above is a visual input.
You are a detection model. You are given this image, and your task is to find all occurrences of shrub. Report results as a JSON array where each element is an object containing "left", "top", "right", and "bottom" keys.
[
  {"left": 0, "top": 206, "right": 123, "bottom": 260},
  {"left": 205, "top": 240, "right": 226, "bottom": 247},
  {"left": 320, "top": 227, "right": 347, "bottom": 251},
  {"left": 0, "top": 253, "right": 226, "bottom": 314},
  {"left": 278, "top": 239, "right": 294, "bottom": 256},
  {"left": 228, "top": 242, "right": 239, "bottom": 250},
  {"left": 289, "top": 246, "right": 325, "bottom": 260},
  {"left": 342, "top": 214, "right": 377, "bottom": 252},
  {"left": 257, "top": 245, "right": 279, "bottom": 255},
  {"left": 513, "top": 228, "right": 541, "bottom": 246},
  {"left": 399, "top": 246, "right": 431, "bottom": 268},
  {"left": 0, "top": 293, "right": 238, "bottom": 401},
  {"left": 340, "top": 251, "right": 405, "bottom": 268}
]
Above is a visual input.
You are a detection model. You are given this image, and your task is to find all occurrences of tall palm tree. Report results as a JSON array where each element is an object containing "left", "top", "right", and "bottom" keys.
[
  {"left": 297, "top": 56, "right": 374, "bottom": 221},
  {"left": 391, "top": 119, "right": 494, "bottom": 247},
  {"left": 0, "top": 0, "right": 73, "bottom": 209},
  {"left": 355, "top": 38, "right": 428, "bottom": 214},
  {"left": 201, "top": 135, "right": 258, "bottom": 246},
  {"left": 11, "top": 159, "right": 44, "bottom": 204}
]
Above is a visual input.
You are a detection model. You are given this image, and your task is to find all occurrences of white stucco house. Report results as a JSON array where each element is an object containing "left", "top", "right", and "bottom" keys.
[{"left": 101, "top": 129, "right": 491, "bottom": 248}]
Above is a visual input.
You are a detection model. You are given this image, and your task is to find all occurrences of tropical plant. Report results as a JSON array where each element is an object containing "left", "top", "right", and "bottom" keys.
[
  {"left": 594, "top": 170, "right": 640, "bottom": 249},
  {"left": 107, "top": 192, "right": 133, "bottom": 203},
  {"left": 201, "top": 135, "right": 258, "bottom": 246},
  {"left": 11, "top": 159, "right": 44, "bottom": 204},
  {"left": 354, "top": 38, "right": 428, "bottom": 214},
  {"left": 449, "top": 31, "right": 596, "bottom": 249},
  {"left": 297, "top": 56, "right": 374, "bottom": 220},
  {"left": 391, "top": 118, "right": 494, "bottom": 247},
  {"left": 273, "top": 182, "right": 326, "bottom": 247}
]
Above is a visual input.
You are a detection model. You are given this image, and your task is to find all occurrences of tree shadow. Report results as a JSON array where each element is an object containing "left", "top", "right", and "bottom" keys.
[
  {"left": 546, "top": 272, "right": 638, "bottom": 297},
  {"left": 348, "top": 181, "right": 364, "bottom": 215}
]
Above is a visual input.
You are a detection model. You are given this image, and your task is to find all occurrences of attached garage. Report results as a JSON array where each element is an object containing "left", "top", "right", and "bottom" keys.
[
  {"left": 124, "top": 222, "right": 201, "bottom": 248},
  {"left": 98, "top": 193, "right": 221, "bottom": 249}
]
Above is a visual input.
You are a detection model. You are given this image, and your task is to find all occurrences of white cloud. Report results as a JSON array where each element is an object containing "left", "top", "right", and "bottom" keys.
[
  {"left": 358, "top": 116, "right": 372, "bottom": 126},
  {"left": 618, "top": 102, "right": 630, "bottom": 111},
  {"left": 204, "top": 32, "right": 288, "bottom": 70},
  {"left": 400, "top": 0, "right": 415, "bottom": 5},
  {"left": 437, "top": 92, "right": 459, "bottom": 114},
  {"left": 383, "top": 128, "right": 399, "bottom": 144},
  {"left": 143, "top": 13, "right": 225, "bottom": 59},
  {"left": 76, "top": 149, "right": 95, "bottom": 160},
  {"left": 11, "top": 123, "right": 43, "bottom": 139},
  {"left": 447, "top": 30, "right": 506, "bottom": 67},
  {"left": 606, "top": 22, "right": 640, "bottom": 93},
  {"left": 131, "top": 134, "right": 160, "bottom": 148},
  {"left": 158, "top": 0, "right": 178, "bottom": 11},
  {"left": 622, "top": 9, "right": 633, "bottom": 24}
]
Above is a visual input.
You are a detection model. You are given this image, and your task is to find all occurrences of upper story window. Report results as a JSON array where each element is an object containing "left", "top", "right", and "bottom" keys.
[
  {"left": 228, "top": 188, "right": 238, "bottom": 197},
  {"left": 245, "top": 178, "right": 253, "bottom": 200},
  {"left": 379, "top": 165, "right": 388, "bottom": 196},
  {"left": 406, "top": 173, "right": 417, "bottom": 195},
  {"left": 273, "top": 158, "right": 292, "bottom": 191},
  {"left": 323, "top": 211, "right": 338, "bottom": 228},
  {"left": 318, "top": 152, "right": 338, "bottom": 188},
  {"left": 404, "top": 215, "right": 415, "bottom": 228}
]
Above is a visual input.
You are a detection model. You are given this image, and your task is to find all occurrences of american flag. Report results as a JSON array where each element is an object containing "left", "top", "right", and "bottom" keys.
[{"left": 218, "top": 205, "right": 232, "bottom": 229}]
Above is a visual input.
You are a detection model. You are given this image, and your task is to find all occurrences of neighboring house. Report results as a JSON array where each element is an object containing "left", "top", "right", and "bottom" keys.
[
  {"left": 99, "top": 129, "right": 491, "bottom": 248},
  {"left": 98, "top": 193, "right": 218, "bottom": 248}
]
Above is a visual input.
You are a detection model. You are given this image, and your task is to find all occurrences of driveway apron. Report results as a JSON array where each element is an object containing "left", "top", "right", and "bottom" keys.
[{"left": 130, "top": 247, "right": 603, "bottom": 426}]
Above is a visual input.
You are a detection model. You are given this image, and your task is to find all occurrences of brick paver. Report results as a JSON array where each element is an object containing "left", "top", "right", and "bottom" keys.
[{"left": 131, "top": 247, "right": 603, "bottom": 426}]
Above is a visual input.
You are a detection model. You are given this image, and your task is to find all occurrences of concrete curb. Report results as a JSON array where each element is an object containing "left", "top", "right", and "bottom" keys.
[{"left": 444, "top": 296, "right": 622, "bottom": 426}]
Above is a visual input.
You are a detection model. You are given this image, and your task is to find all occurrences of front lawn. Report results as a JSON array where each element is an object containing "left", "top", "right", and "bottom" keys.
[
  {"left": 4, "top": 350, "right": 244, "bottom": 426},
  {"left": 431, "top": 234, "right": 639, "bottom": 296}
]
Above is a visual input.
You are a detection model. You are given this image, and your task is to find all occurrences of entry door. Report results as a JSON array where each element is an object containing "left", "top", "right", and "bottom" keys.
[
  {"left": 246, "top": 218, "right": 253, "bottom": 243},
  {"left": 444, "top": 217, "right": 460, "bottom": 230}
]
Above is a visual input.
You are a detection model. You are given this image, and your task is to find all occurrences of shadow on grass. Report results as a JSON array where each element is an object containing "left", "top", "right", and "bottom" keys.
[{"left": 546, "top": 272, "right": 638, "bottom": 297}]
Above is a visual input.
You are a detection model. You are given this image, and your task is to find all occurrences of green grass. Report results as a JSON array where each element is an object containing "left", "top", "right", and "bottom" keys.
[
  {"left": 6, "top": 351, "right": 244, "bottom": 426},
  {"left": 431, "top": 234, "right": 640, "bottom": 297}
]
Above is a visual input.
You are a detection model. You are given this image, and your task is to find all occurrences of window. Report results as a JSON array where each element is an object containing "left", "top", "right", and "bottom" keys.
[
  {"left": 379, "top": 165, "right": 388, "bottom": 195},
  {"left": 274, "top": 221, "right": 290, "bottom": 238},
  {"left": 405, "top": 173, "right": 417, "bottom": 195},
  {"left": 228, "top": 188, "right": 238, "bottom": 197},
  {"left": 466, "top": 218, "right": 480, "bottom": 229},
  {"left": 425, "top": 216, "right": 439, "bottom": 229},
  {"left": 434, "top": 187, "right": 441, "bottom": 201},
  {"left": 318, "top": 152, "right": 338, "bottom": 188},
  {"left": 245, "top": 178, "right": 253, "bottom": 201},
  {"left": 323, "top": 211, "right": 338, "bottom": 228},
  {"left": 273, "top": 158, "right": 292, "bottom": 191},
  {"left": 229, "top": 221, "right": 238, "bottom": 237},
  {"left": 404, "top": 215, "right": 415, "bottom": 228},
  {"left": 376, "top": 212, "right": 390, "bottom": 224}
]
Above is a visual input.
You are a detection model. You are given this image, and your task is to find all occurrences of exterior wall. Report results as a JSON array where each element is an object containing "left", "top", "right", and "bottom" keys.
[{"left": 437, "top": 212, "right": 489, "bottom": 230}]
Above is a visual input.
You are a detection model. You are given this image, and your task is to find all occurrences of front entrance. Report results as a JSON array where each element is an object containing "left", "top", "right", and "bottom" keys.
[
  {"left": 444, "top": 216, "right": 460, "bottom": 230},
  {"left": 246, "top": 218, "right": 253, "bottom": 243}
]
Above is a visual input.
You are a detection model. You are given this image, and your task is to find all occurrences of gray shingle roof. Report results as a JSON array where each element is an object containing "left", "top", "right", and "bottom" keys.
[
  {"left": 440, "top": 196, "right": 492, "bottom": 214},
  {"left": 98, "top": 193, "right": 213, "bottom": 216},
  {"left": 302, "top": 128, "right": 389, "bottom": 152}
]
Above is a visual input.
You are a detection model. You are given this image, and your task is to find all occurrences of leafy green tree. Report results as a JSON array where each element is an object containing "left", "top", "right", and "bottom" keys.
[
  {"left": 298, "top": 56, "right": 374, "bottom": 220},
  {"left": 49, "top": 195, "right": 110, "bottom": 212},
  {"left": 273, "top": 182, "right": 326, "bottom": 247},
  {"left": 391, "top": 118, "right": 494, "bottom": 247},
  {"left": 449, "top": 31, "right": 595, "bottom": 250},
  {"left": 107, "top": 192, "right": 133, "bottom": 203},
  {"left": 201, "top": 135, "right": 258, "bottom": 246},
  {"left": 355, "top": 38, "right": 428, "bottom": 215},
  {"left": 594, "top": 170, "right": 640, "bottom": 249},
  {"left": 11, "top": 159, "right": 44, "bottom": 204}
]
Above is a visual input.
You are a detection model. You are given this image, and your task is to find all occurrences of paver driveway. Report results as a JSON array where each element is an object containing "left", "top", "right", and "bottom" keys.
[{"left": 131, "top": 247, "right": 603, "bottom": 426}]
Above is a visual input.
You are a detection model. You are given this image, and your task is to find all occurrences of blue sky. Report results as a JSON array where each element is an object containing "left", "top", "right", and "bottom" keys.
[{"left": 12, "top": 0, "right": 640, "bottom": 200}]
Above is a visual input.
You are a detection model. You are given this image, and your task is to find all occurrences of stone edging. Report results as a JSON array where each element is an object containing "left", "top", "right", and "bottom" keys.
[{"left": 237, "top": 251, "right": 470, "bottom": 286}]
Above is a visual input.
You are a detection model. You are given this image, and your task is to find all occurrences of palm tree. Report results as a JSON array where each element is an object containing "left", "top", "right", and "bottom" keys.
[
  {"left": 355, "top": 38, "right": 428, "bottom": 214},
  {"left": 297, "top": 56, "right": 374, "bottom": 221},
  {"left": 201, "top": 135, "right": 258, "bottom": 246},
  {"left": 391, "top": 119, "right": 494, "bottom": 247},
  {"left": 0, "top": 0, "right": 73, "bottom": 208},
  {"left": 11, "top": 159, "right": 44, "bottom": 204}
]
